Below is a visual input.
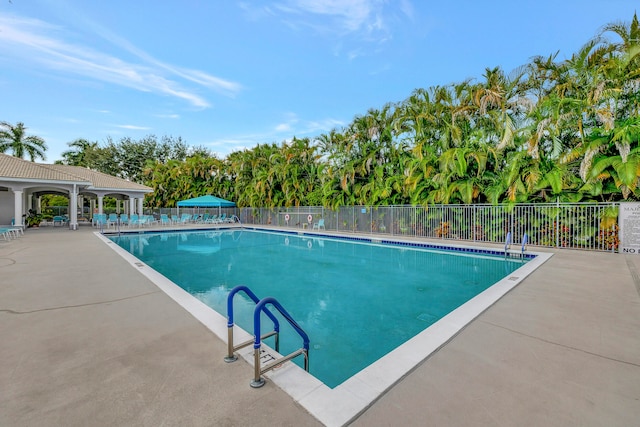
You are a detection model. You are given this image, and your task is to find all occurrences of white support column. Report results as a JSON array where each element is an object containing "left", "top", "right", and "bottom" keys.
[
  {"left": 129, "top": 198, "right": 135, "bottom": 215},
  {"left": 90, "top": 199, "right": 96, "bottom": 219},
  {"left": 116, "top": 200, "right": 121, "bottom": 214},
  {"left": 137, "top": 197, "right": 144, "bottom": 216},
  {"left": 13, "top": 190, "right": 23, "bottom": 228},
  {"left": 69, "top": 185, "right": 78, "bottom": 230},
  {"left": 78, "top": 195, "right": 84, "bottom": 218},
  {"left": 22, "top": 192, "right": 28, "bottom": 217},
  {"left": 98, "top": 196, "right": 104, "bottom": 215},
  {"left": 36, "top": 196, "right": 42, "bottom": 214}
]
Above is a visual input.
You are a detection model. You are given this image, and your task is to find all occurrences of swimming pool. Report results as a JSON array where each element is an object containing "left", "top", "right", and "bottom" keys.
[
  {"left": 102, "top": 226, "right": 550, "bottom": 426},
  {"left": 110, "top": 228, "right": 530, "bottom": 388}
]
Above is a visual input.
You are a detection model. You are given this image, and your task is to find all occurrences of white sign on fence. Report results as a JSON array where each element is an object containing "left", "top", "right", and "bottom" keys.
[{"left": 619, "top": 202, "right": 640, "bottom": 254}]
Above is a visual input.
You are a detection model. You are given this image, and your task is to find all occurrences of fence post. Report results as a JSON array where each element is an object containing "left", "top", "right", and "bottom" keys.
[
  {"left": 473, "top": 205, "right": 477, "bottom": 242},
  {"left": 509, "top": 207, "right": 514, "bottom": 242},
  {"left": 352, "top": 207, "right": 355, "bottom": 233},
  {"left": 555, "top": 198, "right": 560, "bottom": 248},
  {"left": 391, "top": 206, "right": 394, "bottom": 236}
]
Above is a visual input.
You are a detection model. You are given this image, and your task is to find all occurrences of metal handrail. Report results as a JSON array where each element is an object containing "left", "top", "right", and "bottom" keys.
[
  {"left": 225, "top": 285, "right": 280, "bottom": 363},
  {"left": 522, "top": 233, "right": 528, "bottom": 254},
  {"left": 504, "top": 231, "right": 512, "bottom": 252},
  {"left": 251, "top": 296, "right": 309, "bottom": 388}
]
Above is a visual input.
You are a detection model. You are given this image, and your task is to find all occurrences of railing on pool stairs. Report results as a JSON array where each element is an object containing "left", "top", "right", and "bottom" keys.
[
  {"left": 225, "top": 285, "right": 310, "bottom": 388},
  {"left": 504, "top": 232, "right": 528, "bottom": 258},
  {"left": 504, "top": 231, "right": 512, "bottom": 253}
]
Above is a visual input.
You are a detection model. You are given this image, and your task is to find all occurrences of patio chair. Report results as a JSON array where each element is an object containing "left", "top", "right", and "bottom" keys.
[
  {"left": 313, "top": 218, "right": 325, "bottom": 230},
  {"left": 144, "top": 215, "right": 158, "bottom": 226},
  {"left": 160, "top": 214, "right": 171, "bottom": 226},
  {"left": 108, "top": 213, "right": 119, "bottom": 227},
  {"left": 93, "top": 214, "right": 108, "bottom": 228},
  {"left": 179, "top": 213, "right": 191, "bottom": 224},
  {"left": 119, "top": 214, "right": 129, "bottom": 226},
  {"left": 0, "top": 227, "right": 15, "bottom": 241},
  {"left": 171, "top": 214, "right": 179, "bottom": 224},
  {"left": 128, "top": 214, "right": 140, "bottom": 227},
  {"left": 9, "top": 224, "right": 24, "bottom": 236}
]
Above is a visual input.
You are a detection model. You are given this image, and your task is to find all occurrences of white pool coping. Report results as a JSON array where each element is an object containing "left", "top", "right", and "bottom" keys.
[{"left": 96, "top": 230, "right": 552, "bottom": 427}]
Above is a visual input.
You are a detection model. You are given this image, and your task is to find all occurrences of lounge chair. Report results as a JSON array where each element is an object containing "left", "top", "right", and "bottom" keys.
[
  {"left": 128, "top": 214, "right": 140, "bottom": 227},
  {"left": 93, "top": 214, "right": 108, "bottom": 228},
  {"left": 160, "top": 214, "right": 171, "bottom": 226},
  {"left": 9, "top": 225, "right": 24, "bottom": 236},
  {"left": 0, "top": 227, "right": 16, "bottom": 241},
  {"left": 120, "top": 214, "right": 129, "bottom": 226},
  {"left": 313, "top": 218, "right": 325, "bottom": 230},
  {"left": 108, "top": 213, "right": 119, "bottom": 227},
  {"left": 171, "top": 214, "right": 179, "bottom": 224},
  {"left": 143, "top": 215, "right": 158, "bottom": 226},
  {"left": 179, "top": 213, "right": 191, "bottom": 224}
]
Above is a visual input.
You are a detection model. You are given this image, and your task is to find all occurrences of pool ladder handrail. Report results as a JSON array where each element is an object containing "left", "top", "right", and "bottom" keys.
[
  {"left": 251, "top": 296, "right": 309, "bottom": 388},
  {"left": 225, "top": 285, "right": 281, "bottom": 363},
  {"left": 504, "top": 231, "right": 512, "bottom": 253},
  {"left": 225, "top": 285, "right": 310, "bottom": 388},
  {"left": 505, "top": 232, "right": 529, "bottom": 258}
]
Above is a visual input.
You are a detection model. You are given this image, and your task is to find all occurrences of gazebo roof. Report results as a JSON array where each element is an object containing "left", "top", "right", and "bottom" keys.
[{"left": 177, "top": 195, "right": 235, "bottom": 207}]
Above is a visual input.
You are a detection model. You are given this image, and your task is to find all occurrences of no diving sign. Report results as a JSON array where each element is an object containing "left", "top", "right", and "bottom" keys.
[{"left": 619, "top": 203, "right": 640, "bottom": 254}]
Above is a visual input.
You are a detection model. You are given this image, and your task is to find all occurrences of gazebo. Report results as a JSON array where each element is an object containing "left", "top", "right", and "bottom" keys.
[
  {"left": 176, "top": 195, "right": 235, "bottom": 216},
  {"left": 0, "top": 153, "right": 153, "bottom": 229}
]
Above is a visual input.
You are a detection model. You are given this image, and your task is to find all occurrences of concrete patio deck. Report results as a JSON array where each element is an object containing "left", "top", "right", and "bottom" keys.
[{"left": 1, "top": 225, "right": 639, "bottom": 426}]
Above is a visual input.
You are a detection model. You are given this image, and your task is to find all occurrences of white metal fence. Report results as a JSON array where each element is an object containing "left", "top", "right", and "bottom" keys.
[{"left": 236, "top": 203, "right": 620, "bottom": 252}]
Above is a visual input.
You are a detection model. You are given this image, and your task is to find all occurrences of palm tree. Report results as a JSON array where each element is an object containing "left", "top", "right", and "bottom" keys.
[
  {"left": 0, "top": 121, "right": 47, "bottom": 161},
  {"left": 58, "top": 138, "right": 99, "bottom": 166}
]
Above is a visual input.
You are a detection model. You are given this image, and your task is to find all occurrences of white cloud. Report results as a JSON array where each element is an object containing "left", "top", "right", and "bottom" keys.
[
  {"left": 274, "top": 112, "right": 299, "bottom": 132},
  {"left": 0, "top": 14, "right": 242, "bottom": 108},
  {"left": 275, "top": 123, "right": 292, "bottom": 132},
  {"left": 399, "top": 0, "right": 415, "bottom": 20},
  {"left": 271, "top": 0, "right": 401, "bottom": 43},
  {"left": 282, "top": 0, "right": 377, "bottom": 32},
  {"left": 116, "top": 124, "right": 152, "bottom": 130}
]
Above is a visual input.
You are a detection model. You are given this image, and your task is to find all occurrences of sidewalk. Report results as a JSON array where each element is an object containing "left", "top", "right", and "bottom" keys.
[
  {"left": 1, "top": 226, "right": 639, "bottom": 426},
  {"left": 0, "top": 227, "right": 321, "bottom": 427}
]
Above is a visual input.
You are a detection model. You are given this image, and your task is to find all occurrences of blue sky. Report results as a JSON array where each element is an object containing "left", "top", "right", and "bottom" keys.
[{"left": 1, "top": 0, "right": 637, "bottom": 162}]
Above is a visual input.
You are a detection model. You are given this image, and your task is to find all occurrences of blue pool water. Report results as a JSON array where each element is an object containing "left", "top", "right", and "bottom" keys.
[{"left": 111, "top": 229, "right": 528, "bottom": 388}]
